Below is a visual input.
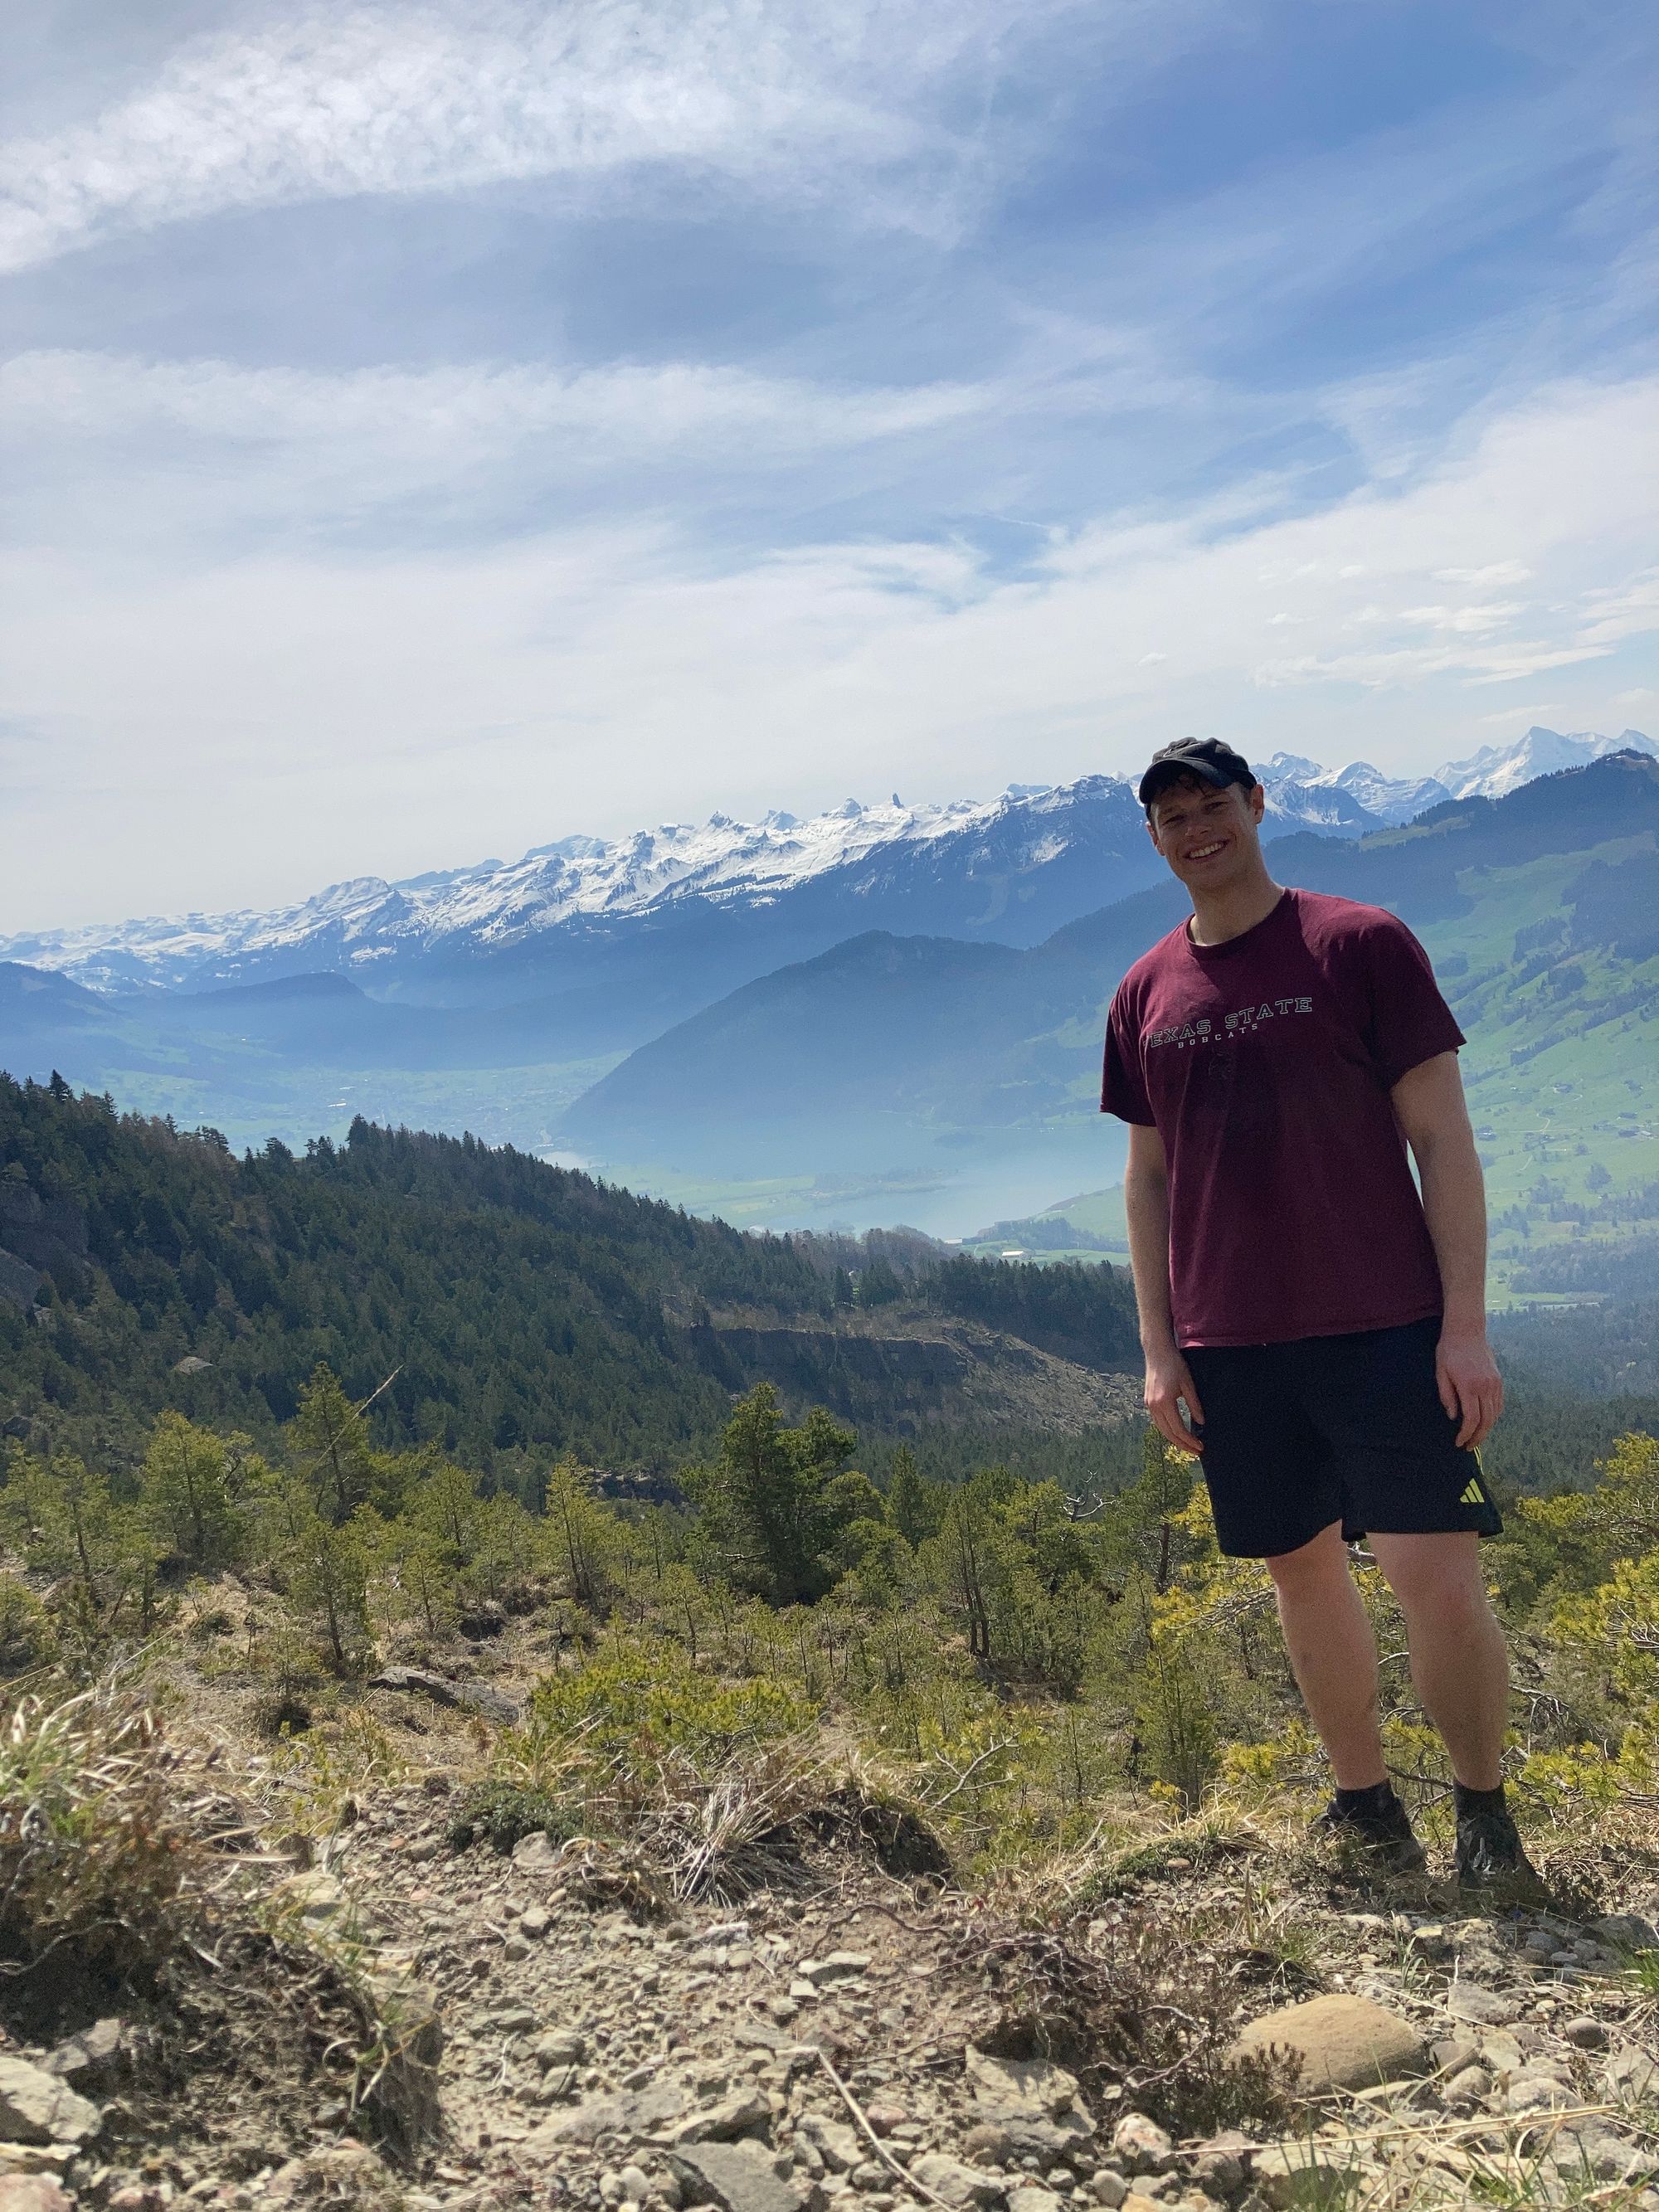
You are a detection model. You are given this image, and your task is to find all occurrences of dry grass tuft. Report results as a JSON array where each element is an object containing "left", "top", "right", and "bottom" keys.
[{"left": 0, "top": 1673, "right": 210, "bottom": 1975}]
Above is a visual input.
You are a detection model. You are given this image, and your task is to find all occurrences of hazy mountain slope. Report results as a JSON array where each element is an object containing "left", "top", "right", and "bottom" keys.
[{"left": 563, "top": 754, "right": 1659, "bottom": 1195}]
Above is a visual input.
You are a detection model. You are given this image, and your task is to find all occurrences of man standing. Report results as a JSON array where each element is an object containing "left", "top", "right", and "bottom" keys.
[{"left": 1102, "top": 736, "right": 1539, "bottom": 1890}]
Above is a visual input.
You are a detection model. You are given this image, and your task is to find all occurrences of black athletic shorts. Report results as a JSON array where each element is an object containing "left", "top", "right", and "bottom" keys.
[{"left": 1181, "top": 1315, "right": 1503, "bottom": 1559}]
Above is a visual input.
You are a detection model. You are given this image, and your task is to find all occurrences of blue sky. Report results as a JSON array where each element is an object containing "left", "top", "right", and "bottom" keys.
[{"left": 1, "top": 0, "right": 1655, "bottom": 931}]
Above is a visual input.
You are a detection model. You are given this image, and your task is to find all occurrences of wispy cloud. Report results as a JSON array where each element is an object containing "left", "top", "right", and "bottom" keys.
[
  {"left": 0, "top": 348, "right": 991, "bottom": 521},
  {"left": 2, "top": 372, "right": 1652, "bottom": 929},
  {"left": 1, "top": 0, "right": 1654, "bottom": 933},
  {"left": 0, "top": 0, "right": 1104, "bottom": 272}
]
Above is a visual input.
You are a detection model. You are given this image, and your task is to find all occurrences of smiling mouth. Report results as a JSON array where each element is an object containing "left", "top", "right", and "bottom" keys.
[{"left": 1185, "top": 839, "right": 1228, "bottom": 861}]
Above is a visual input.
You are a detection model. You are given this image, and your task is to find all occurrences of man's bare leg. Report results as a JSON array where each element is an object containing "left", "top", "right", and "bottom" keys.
[
  {"left": 1369, "top": 1530, "right": 1507, "bottom": 1791},
  {"left": 1264, "top": 1521, "right": 1387, "bottom": 1788}
]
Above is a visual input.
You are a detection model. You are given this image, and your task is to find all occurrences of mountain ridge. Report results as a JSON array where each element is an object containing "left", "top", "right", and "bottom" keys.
[
  {"left": 561, "top": 754, "right": 1659, "bottom": 1227},
  {"left": 7, "top": 725, "right": 1650, "bottom": 1005}
]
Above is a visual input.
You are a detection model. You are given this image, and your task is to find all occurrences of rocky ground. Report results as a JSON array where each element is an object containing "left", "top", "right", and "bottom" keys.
[{"left": 7, "top": 1758, "right": 1657, "bottom": 2212}]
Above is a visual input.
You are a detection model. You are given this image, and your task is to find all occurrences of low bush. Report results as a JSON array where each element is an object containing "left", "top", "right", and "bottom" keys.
[
  {"left": 445, "top": 1777, "right": 577, "bottom": 1855},
  {"left": 516, "top": 1635, "right": 814, "bottom": 1781}
]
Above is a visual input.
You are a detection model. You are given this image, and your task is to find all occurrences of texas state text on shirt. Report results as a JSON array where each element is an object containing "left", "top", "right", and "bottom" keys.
[{"left": 1100, "top": 888, "right": 1465, "bottom": 1348}]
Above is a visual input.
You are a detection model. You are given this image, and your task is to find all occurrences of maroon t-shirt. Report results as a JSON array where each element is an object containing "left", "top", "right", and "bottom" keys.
[{"left": 1101, "top": 888, "right": 1464, "bottom": 1348}]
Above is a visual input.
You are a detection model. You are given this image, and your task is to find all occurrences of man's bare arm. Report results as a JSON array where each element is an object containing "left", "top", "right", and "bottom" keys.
[
  {"left": 1391, "top": 1050, "right": 1503, "bottom": 1450},
  {"left": 1123, "top": 1121, "right": 1204, "bottom": 1453}
]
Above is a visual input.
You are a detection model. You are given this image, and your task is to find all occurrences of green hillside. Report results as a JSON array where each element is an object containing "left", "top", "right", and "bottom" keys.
[{"left": 0, "top": 1075, "right": 1140, "bottom": 1474}]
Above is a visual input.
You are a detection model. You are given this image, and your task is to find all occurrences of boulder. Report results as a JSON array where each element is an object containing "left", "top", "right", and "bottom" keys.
[
  {"left": 966, "top": 2049, "right": 1095, "bottom": 2163},
  {"left": 512, "top": 1832, "right": 563, "bottom": 1872},
  {"left": 795, "top": 2117, "right": 861, "bottom": 2174},
  {"left": 669, "top": 2141, "right": 820, "bottom": 2212},
  {"left": 539, "top": 2082, "right": 689, "bottom": 2146},
  {"left": 1233, "top": 1996, "right": 1425, "bottom": 2093},
  {"left": 1109, "top": 2114, "right": 1173, "bottom": 2176},
  {"left": 1444, "top": 1986, "right": 1518, "bottom": 2027},
  {"left": 0, "top": 2058, "right": 100, "bottom": 2147},
  {"left": 1590, "top": 1914, "right": 1658, "bottom": 1952},
  {"left": 1607, "top": 2044, "right": 1659, "bottom": 2103},
  {"left": 668, "top": 2091, "right": 771, "bottom": 2146},
  {"left": 1007, "top": 2190, "right": 1065, "bottom": 2212},
  {"left": 906, "top": 2154, "right": 1006, "bottom": 2208},
  {"left": 0, "top": 2181, "right": 73, "bottom": 2212}
]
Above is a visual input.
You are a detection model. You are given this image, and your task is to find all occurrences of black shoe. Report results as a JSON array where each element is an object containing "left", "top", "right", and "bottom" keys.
[
  {"left": 1313, "top": 1783, "right": 1428, "bottom": 1873},
  {"left": 1454, "top": 1787, "right": 1548, "bottom": 1899}
]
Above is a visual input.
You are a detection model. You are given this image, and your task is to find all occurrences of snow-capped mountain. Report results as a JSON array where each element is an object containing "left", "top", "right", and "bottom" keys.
[
  {"left": 1257, "top": 726, "right": 1657, "bottom": 828},
  {"left": 0, "top": 780, "right": 1160, "bottom": 1004},
  {"left": 1435, "top": 725, "right": 1657, "bottom": 801},
  {"left": 3, "top": 727, "right": 1649, "bottom": 1004}
]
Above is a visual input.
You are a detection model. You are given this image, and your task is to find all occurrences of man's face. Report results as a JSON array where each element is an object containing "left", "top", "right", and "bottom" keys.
[{"left": 1145, "top": 775, "right": 1265, "bottom": 893}]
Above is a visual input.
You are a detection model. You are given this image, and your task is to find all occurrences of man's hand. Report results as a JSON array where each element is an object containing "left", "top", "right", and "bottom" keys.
[
  {"left": 1436, "top": 1327, "right": 1503, "bottom": 1450},
  {"left": 1144, "top": 1343, "right": 1204, "bottom": 1455}
]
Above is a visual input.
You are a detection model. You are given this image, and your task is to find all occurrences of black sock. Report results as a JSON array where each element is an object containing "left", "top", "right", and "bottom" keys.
[
  {"left": 1335, "top": 1782, "right": 1399, "bottom": 1815},
  {"left": 1454, "top": 1781, "right": 1507, "bottom": 1815}
]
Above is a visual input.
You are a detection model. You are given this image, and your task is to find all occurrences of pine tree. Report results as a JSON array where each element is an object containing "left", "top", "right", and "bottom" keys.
[
  {"left": 139, "top": 1411, "right": 245, "bottom": 1567},
  {"left": 544, "top": 1454, "right": 615, "bottom": 1610},
  {"left": 289, "top": 1364, "right": 377, "bottom": 1525},
  {"left": 683, "top": 1384, "right": 859, "bottom": 1605},
  {"left": 887, "top": 1446, "right": 941, "bottom": 1547},
  {"left": 285, "top": 1510, "right": 374, "bottom": 1676}
]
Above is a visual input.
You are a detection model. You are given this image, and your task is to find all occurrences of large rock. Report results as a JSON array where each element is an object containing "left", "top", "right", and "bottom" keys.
[
  {"left": 512, "top": 1831, "right": 563, "bottom": 1872},
  {"left": 668, "top": 2090, "right": 771, "bottom": 2146},
  {"left": 0, "top": 2181, "right": 73, "bottom": 2212},
  {"left": 368, "top": 1665, "right": 518, "bottom": 1724},
  {"left": 45, "top": 2020, "right": 124, "bottom": 2086},
  {"left": 538, "top": 2082, "right": 688, "bottom": 2146},
  {"left": 1608, "top": 2044, "right": 1659, "bottom": 2103},
  {"left": 1233, "top": 1996, "right": 1425, "bottom": 2092},
  {"left": 1444, "top": 1985, "right": 1518, "bottom": 2027},
  {"left": 906, "top": 2153, "right": 1005, "bottom": 2208},
  {"left": 795, "top": 2115, "right": 861, "bottom": 2173},
  {"left": 0, "top": 2059, "right": 100, "bottom": 2147},
  {"left": 669, "top": 2142, "right": 820, "bottom": 2212},
  {"left": 1590, "top": 1914, "right": 1658, "bottom": 1952},
  {"left": 1109, "top": 2115, "right": 1173, "bottom": 2176},
  {"left": 966, "top": 2049, "right": 1095, "bottom": 2163}
]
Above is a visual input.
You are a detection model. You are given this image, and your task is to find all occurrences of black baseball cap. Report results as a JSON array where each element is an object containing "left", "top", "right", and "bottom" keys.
[{"left": 1137, "top": 736, "right": 1257, "bottom": 811}]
